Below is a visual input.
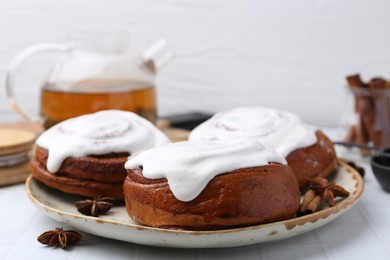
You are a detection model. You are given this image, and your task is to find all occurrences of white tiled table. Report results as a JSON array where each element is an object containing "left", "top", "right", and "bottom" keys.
[{"left": 1, "top": 130, "right": 390, "bottom": 259}]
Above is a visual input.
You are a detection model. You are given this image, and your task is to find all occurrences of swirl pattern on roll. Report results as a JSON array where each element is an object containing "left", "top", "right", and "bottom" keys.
[
  {"left": 189, "top": 107, "right": 317, "bottom": 157},
  {"left": 37, "top": 110, "right": 170, "bottom": 173}
]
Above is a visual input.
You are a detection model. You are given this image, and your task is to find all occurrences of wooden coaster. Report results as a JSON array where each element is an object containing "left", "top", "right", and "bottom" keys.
[
  {"left": 0, "top": 160, "right": 30, "bottom": 187},
  {"left": 0, "top": 126, "right": 37, "bottom": 186},
  {"left": 161, "top": 127, "right": 190, "bottom": 142},
  {"left": 157, "top": 119, "right": 190, "bottom": 142},
  {"left": 0, "top": 129, "right": 36, "bottom": 156}
]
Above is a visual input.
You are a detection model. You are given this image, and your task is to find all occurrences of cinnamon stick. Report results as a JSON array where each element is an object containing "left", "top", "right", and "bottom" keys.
[
  {"left": 345, "top": 74, "right": 390, "bottom": 155},
  {"left": 299, "top": 189, "right": 322, "bottom": 216},
  {"left": 346, "top": 74, "right": 366, "bottom": 89}
]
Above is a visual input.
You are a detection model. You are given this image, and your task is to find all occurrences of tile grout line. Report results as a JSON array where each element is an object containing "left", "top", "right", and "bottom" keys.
[
  {"left": 356, "top": 203, "right": 386, "bottom": 242},
  {"left": 355, "top": 202, "right": 390, "bottom": 255},
  {"left": 314, "top": 228, "right": 332, "bottom": 260},
  {"left": 4, "top": 210, "right": 40, "bottom": 259}
]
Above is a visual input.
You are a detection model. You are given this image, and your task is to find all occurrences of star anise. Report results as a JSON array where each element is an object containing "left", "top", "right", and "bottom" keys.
[
  {"left": 75, "top": 196, "right": 115, "bottom": 217},
  {"left": 307, "top": 177, "right": 350, "bottom": 207},
  {"left": 298, "top": 177, "right": 350, "bottom": 216},
  {"left": 37, "top": 227, "right": 82, "bottom": 249}
]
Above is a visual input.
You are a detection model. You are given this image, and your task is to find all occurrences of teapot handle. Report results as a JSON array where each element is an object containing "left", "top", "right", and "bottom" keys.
[{"left": 5, "top": 43, "right": 72, "bottom": 122}]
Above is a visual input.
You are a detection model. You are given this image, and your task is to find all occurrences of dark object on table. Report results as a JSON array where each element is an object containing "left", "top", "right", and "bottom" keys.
[
  {"left": 162, "top": 112, "right": 213, "bottom": 130},
  {"left": 37, "top": 227, "right": 82, "bottom": 249},
  {"left": 371, "top": 148, "right": 390, "bottom": 192}
]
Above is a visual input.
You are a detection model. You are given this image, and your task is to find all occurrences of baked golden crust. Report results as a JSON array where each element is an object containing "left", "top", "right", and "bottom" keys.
[
  {"left": 123, "top": 163, "right": 300, "bottom": 230},
  {"left": 30, "top": 146, "right": 128, "bottom": 200},
  {"left": 287, "top": 130, "right": 338, "bottom": 188}
]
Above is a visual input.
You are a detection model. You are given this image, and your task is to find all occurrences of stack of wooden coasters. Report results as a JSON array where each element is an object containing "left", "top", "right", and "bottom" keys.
[{"left": 0, "top": 129, "right": 36, "bottom": 186}]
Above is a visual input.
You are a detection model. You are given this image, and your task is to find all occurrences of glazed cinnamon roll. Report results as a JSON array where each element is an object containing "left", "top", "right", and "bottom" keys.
[
  {"left": 189, "top": 107, "right": 337, "bottom": 188},
  {"left": 123, "top": 140, "right": 300, "bottom": 230},
  {"left": 30, "top": 110, "right": 170, "bottom": 200}
]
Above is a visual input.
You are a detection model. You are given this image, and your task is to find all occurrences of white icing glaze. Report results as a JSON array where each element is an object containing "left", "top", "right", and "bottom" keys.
[
  {"left": 125, "top": 139, "right": 287, "bottom": 202},
  {"left": 36, "top": 110, "right": 170, "bottom": 173},
  {"left": 189, "top": 107, "right": 317, "bottom": 157}
]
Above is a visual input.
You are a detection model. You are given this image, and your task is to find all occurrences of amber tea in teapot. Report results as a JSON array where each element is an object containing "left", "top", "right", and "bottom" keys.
[{"left": 40, "top": 82, "right": 156, "bottom": 129}]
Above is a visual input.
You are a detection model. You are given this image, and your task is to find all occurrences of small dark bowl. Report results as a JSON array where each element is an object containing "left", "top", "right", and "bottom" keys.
[{"left": 371, "top": 148, "right": 390, "bottom": 192}]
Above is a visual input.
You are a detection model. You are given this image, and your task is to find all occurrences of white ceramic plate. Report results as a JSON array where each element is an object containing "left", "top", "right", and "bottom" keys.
[{"left": 25, "top": 160, "right": 363, "bottom": 248}]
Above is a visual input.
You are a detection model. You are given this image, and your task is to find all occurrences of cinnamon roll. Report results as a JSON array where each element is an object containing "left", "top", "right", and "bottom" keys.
[
  {"left": 189, "top": 107, "right": 337, "bottom": 187},
  {"left": 123, "top": 140, "right": 300, "bottom": 230},
  {"left": 30, "top": 110, "right": 170, "bottom": 200}
]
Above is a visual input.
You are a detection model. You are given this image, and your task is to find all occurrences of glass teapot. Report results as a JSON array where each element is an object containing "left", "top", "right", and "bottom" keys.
[{"left": 5, "top": 32, "right": 173, "bottom": 129}]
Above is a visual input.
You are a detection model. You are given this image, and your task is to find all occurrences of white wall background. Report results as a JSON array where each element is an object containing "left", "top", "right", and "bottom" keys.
[{"left": 1, "top": 0, "right": 390, "bottom": 127}]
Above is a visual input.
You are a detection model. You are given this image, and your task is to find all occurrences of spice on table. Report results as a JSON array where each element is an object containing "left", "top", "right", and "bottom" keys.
[
  {"left": 75, "top": 196, "right": 115, "bottom": 217},
  {"left": 37, "top": 227, "right": 82, "bottom": 249}
]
